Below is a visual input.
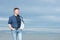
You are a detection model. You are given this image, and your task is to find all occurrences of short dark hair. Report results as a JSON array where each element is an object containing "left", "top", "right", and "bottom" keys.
[{"left": 14, "top": 8, "right": 20, "bottom": 11}]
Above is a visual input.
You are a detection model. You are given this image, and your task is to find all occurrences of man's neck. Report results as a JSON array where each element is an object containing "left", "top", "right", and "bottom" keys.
[{"left": 14, "top": 14, "right": 18, "bottom": 16}]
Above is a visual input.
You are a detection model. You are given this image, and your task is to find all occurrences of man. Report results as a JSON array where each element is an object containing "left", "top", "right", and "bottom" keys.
[{"left": 8, "top": 8, "right": 24, "bottom": 40}]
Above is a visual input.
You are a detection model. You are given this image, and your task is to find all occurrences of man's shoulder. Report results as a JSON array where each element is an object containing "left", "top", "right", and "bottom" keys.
[
  {"left": 9, "top": 15, "right": 14, "bottom": 18},
  {"left": 20, "top": 16, "right": 23, "bottom": 18},
  {"left": 20, "top": 16, "right": 23, "bottom": 19}
]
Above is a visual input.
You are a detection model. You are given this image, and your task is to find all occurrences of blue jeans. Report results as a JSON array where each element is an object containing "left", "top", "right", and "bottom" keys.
[{"left": 11, "top": 30, "right": 22, "bottom": 40}]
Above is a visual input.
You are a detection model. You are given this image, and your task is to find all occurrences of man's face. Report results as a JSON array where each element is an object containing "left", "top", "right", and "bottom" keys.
[{"left": 14, "top": 9, "right": 20, "bottom": 15}]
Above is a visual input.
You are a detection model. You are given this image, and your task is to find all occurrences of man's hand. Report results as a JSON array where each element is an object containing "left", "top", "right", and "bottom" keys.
[
  {"left": 18, "top": 28, "right": 23, "bottom": 31},
  {"left": 11, "top": 28, "right": 15, "bottom": 30}
]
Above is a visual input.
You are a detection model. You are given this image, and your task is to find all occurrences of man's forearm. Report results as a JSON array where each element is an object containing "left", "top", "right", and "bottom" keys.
[{"left": 8, "top": 24, "right": 15, "bottom": 30}]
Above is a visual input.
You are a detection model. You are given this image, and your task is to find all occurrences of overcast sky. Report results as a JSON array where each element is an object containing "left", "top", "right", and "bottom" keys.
[{"left": 0, "top": 0, "right": 60, "bottom": 32}]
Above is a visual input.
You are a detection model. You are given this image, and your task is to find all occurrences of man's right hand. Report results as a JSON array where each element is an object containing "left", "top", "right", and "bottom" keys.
[
  {"left": 8, "top": 24, "right": 16, "bottom": 30},
  {"left": 11, "top": 28, "right": 15, "bottom": 30}
]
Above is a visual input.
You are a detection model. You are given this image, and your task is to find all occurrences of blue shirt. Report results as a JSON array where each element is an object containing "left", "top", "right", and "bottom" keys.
[{"left": 8, "top": 15, "right": 24, "bottom": 29}]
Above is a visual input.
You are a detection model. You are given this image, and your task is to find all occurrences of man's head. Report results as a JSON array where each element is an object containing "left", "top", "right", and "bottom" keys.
[{"left": 14, "top": 8, "right": 20, "bottom": 15}]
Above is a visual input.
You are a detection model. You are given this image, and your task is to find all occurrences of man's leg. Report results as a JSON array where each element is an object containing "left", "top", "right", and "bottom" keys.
[
  {"left": 11, "top": 30, "right": 17, "bottom": 40},
  {"left": 18, "top": 30, "right": 22, "bottom": 40}
]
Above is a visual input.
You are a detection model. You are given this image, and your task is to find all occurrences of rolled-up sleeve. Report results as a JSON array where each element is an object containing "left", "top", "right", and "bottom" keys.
[{"left": 8, "top": 17, "right": 12, "bottom": 24}]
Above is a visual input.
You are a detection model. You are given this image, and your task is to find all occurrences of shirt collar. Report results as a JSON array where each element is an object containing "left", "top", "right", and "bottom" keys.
[{"left": 13, "top": 15, "right": 20, "bottom": 17}]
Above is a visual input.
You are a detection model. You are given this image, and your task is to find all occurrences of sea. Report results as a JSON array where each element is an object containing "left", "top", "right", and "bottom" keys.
[{"left": 0, "top": 30, "right": 60, "bottom": 40}]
